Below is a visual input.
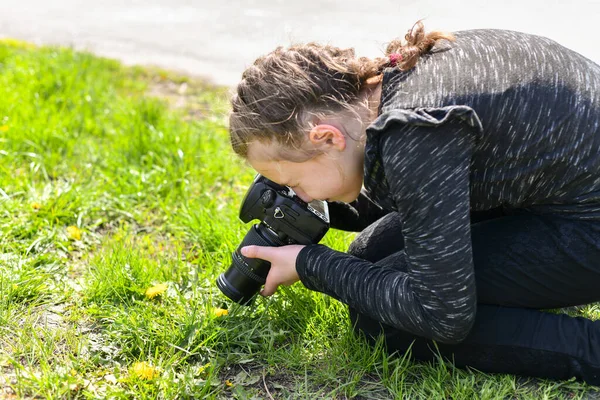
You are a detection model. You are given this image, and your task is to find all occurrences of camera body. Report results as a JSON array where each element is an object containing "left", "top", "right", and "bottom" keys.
[{"left": 216, "top": 174, "right": 330, "bottom": 305}]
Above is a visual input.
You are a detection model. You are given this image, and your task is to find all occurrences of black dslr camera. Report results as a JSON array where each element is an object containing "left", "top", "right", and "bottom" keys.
[{"left": 216, "top": 174, "right": 330, "bottom": 305}]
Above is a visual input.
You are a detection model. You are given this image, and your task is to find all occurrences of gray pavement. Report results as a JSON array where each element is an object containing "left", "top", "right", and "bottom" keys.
[{"left": 1, "top": 0, "right": 599, "bottom": 87}]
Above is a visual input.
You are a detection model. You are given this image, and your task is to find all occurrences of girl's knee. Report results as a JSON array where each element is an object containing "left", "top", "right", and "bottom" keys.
[{"left": 348, "top": 307, "right": 412, "bottom": 351}]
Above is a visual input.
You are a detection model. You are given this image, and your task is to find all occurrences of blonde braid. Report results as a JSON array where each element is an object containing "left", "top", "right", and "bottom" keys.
[{"left": 229, "top": 21, "right": 455, "bottom": 158}]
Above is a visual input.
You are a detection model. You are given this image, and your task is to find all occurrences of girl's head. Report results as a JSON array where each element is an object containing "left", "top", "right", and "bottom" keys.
[{"left": 229, "top": 21, "right": 454, "bottom": 202}]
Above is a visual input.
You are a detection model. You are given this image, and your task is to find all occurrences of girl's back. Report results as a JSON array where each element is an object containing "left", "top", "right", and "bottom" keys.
[{"left": 374, "top": 29, "right": 600, "bottom": 217}]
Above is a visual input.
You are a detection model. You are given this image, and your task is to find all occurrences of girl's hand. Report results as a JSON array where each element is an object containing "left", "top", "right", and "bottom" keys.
[{"left": 241, "top": 244, "right": 305, "bottom": 297}]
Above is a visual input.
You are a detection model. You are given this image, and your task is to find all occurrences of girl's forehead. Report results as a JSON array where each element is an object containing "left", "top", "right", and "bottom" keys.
[
  {"left": 248, "top": 158, "right": 287, "bottom": 185},
  {"left": 247, "top": 141, "right": 285, "bottom": 172},
  {"left": 248, "top": 140, "right": 309, "bottom": 163},
  {"left": 247, "top": 140, "right": 283, "bottom": 165}
]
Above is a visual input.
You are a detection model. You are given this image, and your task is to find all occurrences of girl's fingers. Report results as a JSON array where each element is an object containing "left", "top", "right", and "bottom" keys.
[
  {"left": 260, "top": 281, "right": 277, "bottom": 297},
  {"left": 242, "top": 245, "right": 279, "bottom": 296},
  {"left": 261, "top": 271, "right": 280, "bottom": 296},
  {"left": 241, "top": 244, "right": 303, "bottom": 297},
  {"left": 241, "top": 245, "right": 272, "bottom": 261}
]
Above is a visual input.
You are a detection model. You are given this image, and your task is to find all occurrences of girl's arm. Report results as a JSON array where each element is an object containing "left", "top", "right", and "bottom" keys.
[
  {"left": 296, "top": 110, "right": 478, "bottom": 344},
  {"left": 326, "top": 191, "right": 388, "bottom": 232}
]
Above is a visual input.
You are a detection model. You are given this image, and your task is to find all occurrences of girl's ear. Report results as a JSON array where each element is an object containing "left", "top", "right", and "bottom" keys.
[{"left": 308, "top": 124, "right": 346, "bottom": 151}]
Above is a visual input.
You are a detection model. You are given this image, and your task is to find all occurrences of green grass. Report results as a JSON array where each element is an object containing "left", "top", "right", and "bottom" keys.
[{"left": 0, "top": 39, "right": 599, "bottom": 399}]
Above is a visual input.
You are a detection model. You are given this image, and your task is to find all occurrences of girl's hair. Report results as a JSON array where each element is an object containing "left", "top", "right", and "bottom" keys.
[{"left": 230, "top": 20, "right": 455, "bottom": 158}]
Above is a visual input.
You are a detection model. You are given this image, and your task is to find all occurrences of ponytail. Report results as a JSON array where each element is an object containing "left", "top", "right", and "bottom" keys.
[{"left": 384, "top": 20, "right": 455, "bottom": 71}]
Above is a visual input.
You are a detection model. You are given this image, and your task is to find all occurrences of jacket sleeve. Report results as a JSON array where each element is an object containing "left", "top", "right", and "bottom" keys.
[
  {"left": 326, "top": 191, "right": 389, "bottom": 232},
  {"left": 296, "top": 106, "right": 480, "bottom": 344}
]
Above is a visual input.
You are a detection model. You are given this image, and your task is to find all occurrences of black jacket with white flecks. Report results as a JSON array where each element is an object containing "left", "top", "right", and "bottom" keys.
[{"left": 295, "top": 29, "right": 600, "bottom": 344}]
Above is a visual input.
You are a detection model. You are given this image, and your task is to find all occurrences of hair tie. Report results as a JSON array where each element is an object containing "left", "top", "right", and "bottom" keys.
[{"left": 389, "top": 53, "right": 403, "bottom": 67}]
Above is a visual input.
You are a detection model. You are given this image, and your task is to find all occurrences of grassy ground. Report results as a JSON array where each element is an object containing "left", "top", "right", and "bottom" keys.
[{"left": 0, "top": 39, "right": 599, "bottom": 399}]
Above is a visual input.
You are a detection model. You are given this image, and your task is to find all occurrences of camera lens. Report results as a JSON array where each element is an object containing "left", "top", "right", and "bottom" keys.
[{"left": 216, "top": 223, "right": 285, "bottom": 305}]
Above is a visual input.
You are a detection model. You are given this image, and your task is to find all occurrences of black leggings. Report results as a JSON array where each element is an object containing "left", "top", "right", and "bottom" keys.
[{"left": 347, "top": 208, "right": 600, "bottom": 385}]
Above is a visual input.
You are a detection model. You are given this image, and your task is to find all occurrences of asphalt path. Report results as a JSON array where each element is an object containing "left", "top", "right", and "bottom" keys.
[{"left": 1, "top": 0, "right": 599, "bottom": 86}]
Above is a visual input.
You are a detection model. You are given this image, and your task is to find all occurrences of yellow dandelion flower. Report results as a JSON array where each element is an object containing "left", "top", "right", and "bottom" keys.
[
  {"left": 145, "top": 283, "right": 168, "bottom": 299},
  {"left": 66, "top": 226, "right": 82, "bottom": 240},
  {"left": 213, "top": 308, "right": 228, "bottom": 317},
  {"left": 131, "top": 361, "right": 158, "bottom": 380},
  {"left": 0, "top": 125, "right": 8, "bottom": 132},
  {"left": 31, "top": 202, "right": 41, "bottom": 210},
  {"left": 198, "top": 362, "right": 211, "bottom": 374},
  {"left": 225, "top": 379, "right": 233, "bottom": 387}
]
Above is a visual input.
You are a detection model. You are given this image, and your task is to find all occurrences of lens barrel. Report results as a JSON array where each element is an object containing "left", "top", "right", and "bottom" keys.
[{"left": 216, "top": 223, "right": 284, "bottom": 305}]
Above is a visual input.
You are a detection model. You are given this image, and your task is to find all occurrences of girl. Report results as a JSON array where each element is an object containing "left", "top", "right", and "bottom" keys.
[{"left": 229, "top": 21, "right": 600, "bottom": 384}]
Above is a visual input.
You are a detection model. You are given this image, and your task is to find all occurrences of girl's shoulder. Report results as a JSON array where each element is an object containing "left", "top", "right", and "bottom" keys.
[
  {"left": 450, "top": 29, "right": 561, "bottom": 45},
  {"left": 439, "top": 29, "right": 575, "bottom": 59},
  {"left": 377, "top": 27, "right": 598, "bottom": 114}
]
